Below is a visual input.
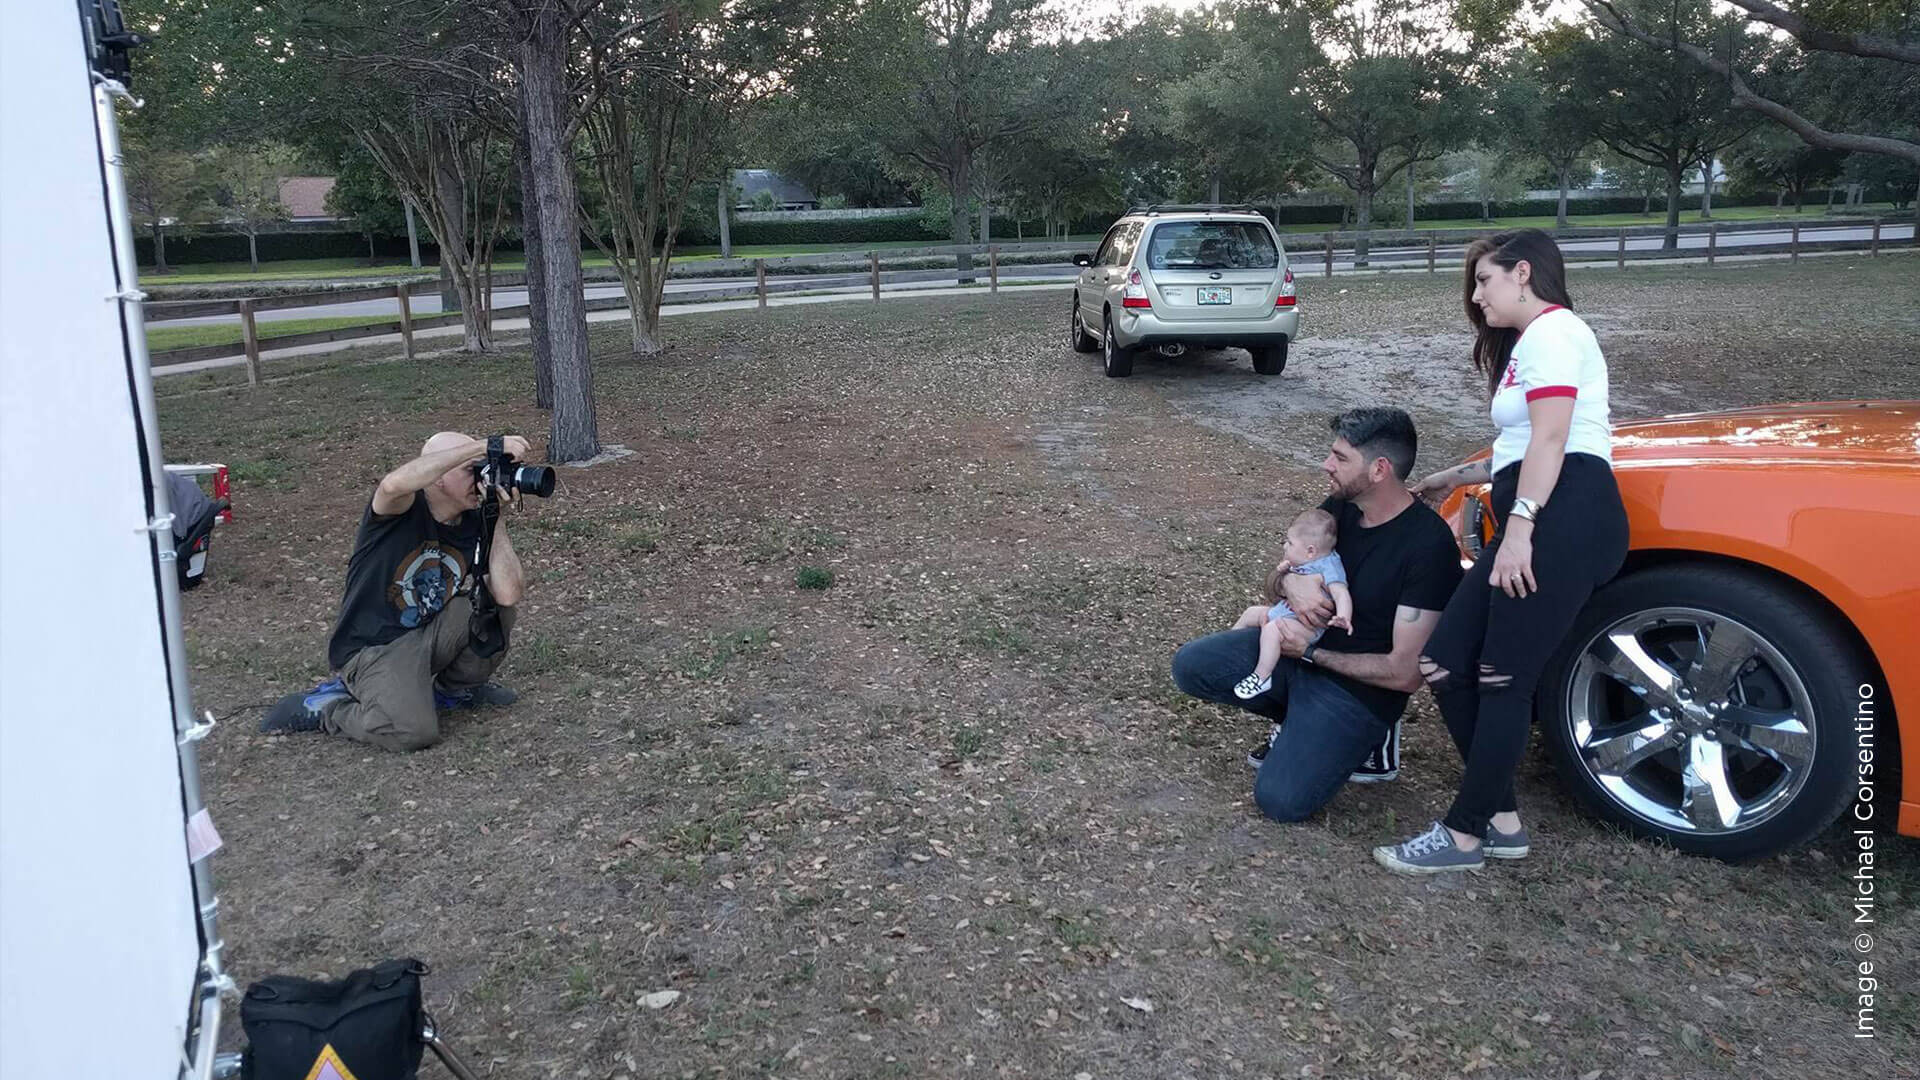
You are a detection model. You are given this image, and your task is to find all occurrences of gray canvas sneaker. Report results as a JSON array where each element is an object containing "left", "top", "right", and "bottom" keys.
[
  {"left": 1483, "top": 821, "right": 1530, "bottom": 859},
  {"left": 1373, "top": 821, "right": 1485, "bottom": 875}
]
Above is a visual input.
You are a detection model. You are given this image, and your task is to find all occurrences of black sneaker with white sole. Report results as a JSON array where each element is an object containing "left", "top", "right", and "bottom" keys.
[
  {"left": 1245, "top": 723, "right": 1281, "bottom": 770},
  {"left": 1347, "top": 716, "right": 1401, "bottom": 783},
  {"left": 1247, "top": 717, "right": 1403, "bottom": 781}
]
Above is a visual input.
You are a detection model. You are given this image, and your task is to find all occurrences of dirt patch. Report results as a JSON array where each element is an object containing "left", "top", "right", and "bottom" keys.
[{"left": 163, "top": 259, "right": 1919, "bottom": 1079}]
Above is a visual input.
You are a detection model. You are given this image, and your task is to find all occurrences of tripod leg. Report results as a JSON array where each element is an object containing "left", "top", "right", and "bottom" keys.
[{"left": 421, "top": 1014, "right": 482, "bottom": 1080}]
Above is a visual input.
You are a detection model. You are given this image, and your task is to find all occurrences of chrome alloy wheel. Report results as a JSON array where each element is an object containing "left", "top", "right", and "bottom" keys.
[{"left": 1564, "top": 607, "right": 1817, "bottom": 836}]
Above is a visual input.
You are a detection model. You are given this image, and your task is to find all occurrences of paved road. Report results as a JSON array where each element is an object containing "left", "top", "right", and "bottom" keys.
[{"left": 151, "top": 222, "right": 1911, "bottom": 331}]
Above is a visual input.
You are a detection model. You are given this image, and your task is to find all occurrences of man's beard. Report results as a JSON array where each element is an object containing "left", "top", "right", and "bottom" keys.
[{"left": 1328, "top": 475, "right": 1368, "bottom": 502}]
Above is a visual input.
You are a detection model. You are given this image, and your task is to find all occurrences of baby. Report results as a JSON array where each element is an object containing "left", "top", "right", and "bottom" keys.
[{"left": 1231, "top": 507, "right": 1352, "bottom": 700}]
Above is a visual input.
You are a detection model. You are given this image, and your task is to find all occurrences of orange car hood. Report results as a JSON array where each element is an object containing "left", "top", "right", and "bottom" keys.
[{"left": 1610, "top": 400, "right": 1920, "bottom": 467}]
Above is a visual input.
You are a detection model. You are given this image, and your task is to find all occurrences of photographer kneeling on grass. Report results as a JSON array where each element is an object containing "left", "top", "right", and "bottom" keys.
[
  {"left": 262, "top": 432, "right": 536, "bottom": 751},
  {"left": 1172, "top": 408, "right": 1462, "bottom": 820}
]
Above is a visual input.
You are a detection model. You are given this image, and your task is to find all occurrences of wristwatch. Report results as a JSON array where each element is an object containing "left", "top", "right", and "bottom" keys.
[{"left": 1301, "top": 643, "right": 1319, "bottom": 665}]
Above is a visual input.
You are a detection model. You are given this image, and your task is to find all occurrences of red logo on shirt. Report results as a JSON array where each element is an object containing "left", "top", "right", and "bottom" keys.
[{"left": 1501, "top": 361, "right": 1518, "bottom": 389}]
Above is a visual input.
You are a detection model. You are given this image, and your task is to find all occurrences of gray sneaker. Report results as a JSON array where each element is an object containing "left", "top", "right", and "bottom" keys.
[
  {"left": 1373, "top": 821, "right": 1484, "bottom": 875},
  {"left": 1483, "top": 821, "right": 1530, "bottom": 860}
]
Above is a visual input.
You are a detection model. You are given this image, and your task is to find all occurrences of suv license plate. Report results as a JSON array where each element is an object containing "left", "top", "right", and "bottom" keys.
[{"left": 1197, "top": 286, "right": 1231, "bottom": 305}]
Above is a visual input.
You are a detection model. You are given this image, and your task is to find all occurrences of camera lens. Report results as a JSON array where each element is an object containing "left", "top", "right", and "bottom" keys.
[{"left": 512, "top": 465, "right": 556, "bottom": 498}]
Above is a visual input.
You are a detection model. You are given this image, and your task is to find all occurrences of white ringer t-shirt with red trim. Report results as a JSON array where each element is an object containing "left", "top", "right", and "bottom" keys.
[{"left": 1489, "top": 305, "right": 1612, "bottom": 473}]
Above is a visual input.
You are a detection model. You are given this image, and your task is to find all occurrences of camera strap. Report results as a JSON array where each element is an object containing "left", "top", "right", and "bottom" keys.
[
  {"left": 471, "top": 436, "right": 505, "bottom": 581},
  {"left": 466, "top": 437, "right": 508, "bottom": 659}
]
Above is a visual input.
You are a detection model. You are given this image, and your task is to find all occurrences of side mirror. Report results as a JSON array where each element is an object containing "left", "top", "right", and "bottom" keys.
[{"left": 1072, "top": 253, "right": 1093, "bottom": 267}]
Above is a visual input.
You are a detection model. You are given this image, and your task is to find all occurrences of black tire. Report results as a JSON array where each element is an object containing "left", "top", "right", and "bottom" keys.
[
  {"left": 1102, "top": 312, "right": 1134, "bottom": 378},
  {"left": 1537, "top": 563, "right": 1869, "bottom": 861},
  {"left": 1069, "top": 296, "right": 1098, "bottom": 353},
  {"left": 1251, "top": 339, "right": 1289, "bottom": 376}
]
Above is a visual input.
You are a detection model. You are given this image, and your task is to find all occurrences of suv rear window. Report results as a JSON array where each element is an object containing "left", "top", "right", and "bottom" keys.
[{"left": 1143, "top": 222, "right": 1279, "bottom": 270}]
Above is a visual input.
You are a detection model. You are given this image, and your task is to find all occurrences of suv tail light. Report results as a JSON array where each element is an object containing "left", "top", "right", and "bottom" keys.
[
  {"left": 1275, "top": 267, "right": 1296, "bottom": 308},
  {"left": 1122, "top": 268, "right": 1151, "bottom": 309},
  {"left": 212, "top": 465, "right": 232, "bottom": 523}
]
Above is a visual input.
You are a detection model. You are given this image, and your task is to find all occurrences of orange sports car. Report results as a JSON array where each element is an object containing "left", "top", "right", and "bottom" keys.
[{"left": 1439, "top": 401, "right": 1918, "bottom": 860}]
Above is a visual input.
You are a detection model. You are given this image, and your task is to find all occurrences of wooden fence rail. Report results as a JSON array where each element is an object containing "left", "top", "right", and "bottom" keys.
[{"left": 146, "top": 221, "right": 1910, "bottom": 371}]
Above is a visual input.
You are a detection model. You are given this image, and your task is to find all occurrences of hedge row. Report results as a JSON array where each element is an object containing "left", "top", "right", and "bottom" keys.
[
  {"left": 136, "top": 189, "right": 1867, "bottom": 267},
  {"left": 135, "top": 230, "right": 437, "bottom": 266}
]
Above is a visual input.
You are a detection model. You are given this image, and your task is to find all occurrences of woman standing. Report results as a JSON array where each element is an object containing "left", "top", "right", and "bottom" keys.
[{"left": 1376, "top": 228, "right": 1628, "bottom": 874}]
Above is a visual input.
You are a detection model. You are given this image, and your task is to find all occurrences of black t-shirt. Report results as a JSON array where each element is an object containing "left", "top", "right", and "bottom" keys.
[
  {"left": 326, "top": 492, "right": 485, "bottom": 671},
  {"left": 1312, "top": 496, "right": 1464, "bottom": 722}
]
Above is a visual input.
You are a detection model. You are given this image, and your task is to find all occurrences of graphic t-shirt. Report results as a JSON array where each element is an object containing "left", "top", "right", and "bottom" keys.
[
  {"left": 1489, "top": 306, "right": 1612, "bottom": 473},
  {"left": 1313, "top": 497, "right": 1464, "bottom": 723},
  {"left": 326, "top": 492, "right": 484, "bottom": 670}
]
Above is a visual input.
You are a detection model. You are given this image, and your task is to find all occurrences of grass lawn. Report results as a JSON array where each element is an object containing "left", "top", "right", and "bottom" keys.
[
  {"left": 139, "top": 239, "right": 1088, "bottom": 286},
  {"left": 158, "top": 259, "right": 1918, "bottom": 1079},
  {"left": 146, "top": 315, "right": 393, "bottom": 353}
]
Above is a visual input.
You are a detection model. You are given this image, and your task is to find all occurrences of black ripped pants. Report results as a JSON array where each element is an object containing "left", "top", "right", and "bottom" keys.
[{"left": 1422, "top": 453, "right": 1628, "bottom": 838}]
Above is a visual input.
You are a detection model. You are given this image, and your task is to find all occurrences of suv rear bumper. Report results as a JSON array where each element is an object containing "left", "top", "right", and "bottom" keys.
[{"left": 1110, "top": 306, "right": 1300, "bottom": 350}]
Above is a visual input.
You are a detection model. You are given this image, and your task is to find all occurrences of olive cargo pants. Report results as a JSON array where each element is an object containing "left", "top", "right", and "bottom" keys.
[{"left": 324, "top": 595, "right": 515, "bottom": 752}]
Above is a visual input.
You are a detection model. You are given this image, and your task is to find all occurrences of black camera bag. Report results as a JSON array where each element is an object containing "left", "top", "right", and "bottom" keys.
[{"left": 240, "top": 958, "right": 427, "bottom": 1080}]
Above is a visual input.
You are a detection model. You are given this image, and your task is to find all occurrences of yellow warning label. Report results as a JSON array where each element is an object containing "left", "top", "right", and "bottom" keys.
[{"left": 301, "top": 1043, "right": 362, "bottom": 1080}]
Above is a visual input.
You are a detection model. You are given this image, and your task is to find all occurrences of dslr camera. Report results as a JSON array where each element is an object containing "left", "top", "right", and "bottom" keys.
[{"left": 473, "top": 436, "right": 555, "bottom": 500}]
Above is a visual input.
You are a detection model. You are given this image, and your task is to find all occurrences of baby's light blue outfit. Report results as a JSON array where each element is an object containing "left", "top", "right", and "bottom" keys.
[{"left": 1266, "top": 552, "right": 1348, "bottom": 645}]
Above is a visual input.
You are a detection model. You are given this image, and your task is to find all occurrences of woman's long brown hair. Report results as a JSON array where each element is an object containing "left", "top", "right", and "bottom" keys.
[{"left": 1464, "top": 229, "right": 1573, "bottom": 397}]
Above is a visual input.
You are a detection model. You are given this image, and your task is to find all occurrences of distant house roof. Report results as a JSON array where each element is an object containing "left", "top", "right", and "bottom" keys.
[
  {"left": 732, "top": 169, "right": 817, "bottom": 210},
  {"left": 279, "top": 176, "right": 338, "bottom": 221}
]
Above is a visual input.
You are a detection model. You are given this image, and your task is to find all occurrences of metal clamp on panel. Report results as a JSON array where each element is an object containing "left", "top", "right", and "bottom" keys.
[{"left": 179, "top": 710, "right": 216, "bottom": 745}]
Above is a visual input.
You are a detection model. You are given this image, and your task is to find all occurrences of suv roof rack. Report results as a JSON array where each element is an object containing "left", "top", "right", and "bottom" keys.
[{"left": 1124, "top": 203, "right": 1263, "bottom": 216}]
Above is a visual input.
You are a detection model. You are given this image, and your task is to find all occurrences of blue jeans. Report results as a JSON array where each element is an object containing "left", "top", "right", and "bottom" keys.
[{"left": 1171, "top": 627, "right": 1391, "bottom": 822}]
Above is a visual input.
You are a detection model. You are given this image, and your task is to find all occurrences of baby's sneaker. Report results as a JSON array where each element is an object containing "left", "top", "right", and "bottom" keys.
[{"left": 1233, "top": 673, "right": 1272, "bottom": 700}]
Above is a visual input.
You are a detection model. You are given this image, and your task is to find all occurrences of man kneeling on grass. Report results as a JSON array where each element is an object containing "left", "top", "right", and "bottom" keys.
[
  {"left": 262, "top": 432, "right": 529, "bottom": 751},
  {"left": 1171, "top": 408, "right": 1462, "bottom": 820}
]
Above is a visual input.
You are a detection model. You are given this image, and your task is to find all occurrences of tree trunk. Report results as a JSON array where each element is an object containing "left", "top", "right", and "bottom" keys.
[
  {"left": 428, "top": 129, "right": 497, "bottom": 352},
  {"left": 365, "top": 229, "right": 377, "bottom": 265},
  {"left": 1556, "top": 165, "right": 1571, "bottom": 229},
  {"left": 1700, "top": 156, "right": 1715, "bottom": 219},
  {"left": 515, "top": 129, "right": 553, "bottom": 410},
  {"left": 518, "top": 6, "right": 596, "bottom": 462},
  {"left": 1353, "top": 186, "right": 1373, "bottom": 267},
  {"left": 950, "top": 155, "right": 975, "bottom": 284},
  {"left": 1209, "top": 171, "right": 1221, "bottom": 204},
  {"left": 1793, "top": 185, "right": 1803, "bottom": 212},
  {"left": 404, "top": 200, "right": 422, "bottom": 268},
  {"left": 247, "top": 231, "right": 259, "bottom": 273},
  {"left": 1643, "top": 187, "right": 1652, "bottom": 214},
  {"left": 1663, "top": 167, "right": 1683, "bottom": 250},
  {"left": 1775, "top": 189, "right": 1784, "bottom": 209},
  {"left": 439, "top": 261, "right": 462, "bottom": 314},
  {"left": 151, "top": 223, "right": 168, "bottom": 274},
  {"left": 979, "top": 199, "right": 990, "bottom": 246},
  {"left": 717, "top": 174, "right": 732, "bottom": 259},
  {"left": 1405, "top": 162, "right": 1416, "bottom": 229}
]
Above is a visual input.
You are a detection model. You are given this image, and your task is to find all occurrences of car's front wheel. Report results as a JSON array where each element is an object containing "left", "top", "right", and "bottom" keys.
[
  {"left": 1538, "top": 563, "right": 1869, "bottom": 861},
  {"left": 1251, "top": 339, "right": 1288, "bottom": 376},
  {"left": 1069, "top": 296, "right": 1098, "bottom": 353},
  {"left": 1102, "top": 312, "right": 1134, "bottom": 378}
]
